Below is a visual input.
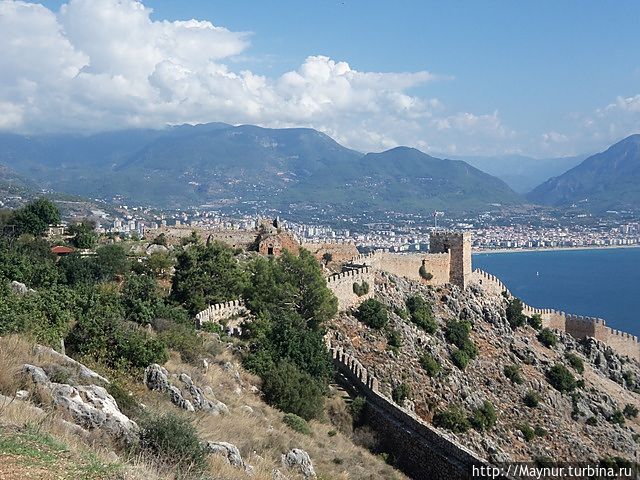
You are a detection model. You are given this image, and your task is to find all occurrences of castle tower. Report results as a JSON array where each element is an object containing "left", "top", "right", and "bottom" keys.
[{"left": 429, "top": 232, "right": 472, "bottom": 288}]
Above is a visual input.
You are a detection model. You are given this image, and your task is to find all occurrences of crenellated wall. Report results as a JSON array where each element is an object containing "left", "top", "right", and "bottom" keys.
[
  {"left": 472, "top": 269, "right": 640, "bottom": 362},
  {"left": 326, "top": 266, "right": 375, "bottom": 311},
  {"left": 348, "top": 251, "right": 452, "bottom": 286},
  {"left": 195, "top": 300, "right": 247, "bottom": 335},
  {"left": 327, "top": 336, "right": 503, "bottom": 480}
]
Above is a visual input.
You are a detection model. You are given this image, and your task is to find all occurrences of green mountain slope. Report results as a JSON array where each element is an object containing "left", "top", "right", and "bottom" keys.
[
  {"left": 527, "top": 134, "right": 640, "bottom": 211},
  {"left": 0, "top": 124, "right": 524, "bottom": 212}
]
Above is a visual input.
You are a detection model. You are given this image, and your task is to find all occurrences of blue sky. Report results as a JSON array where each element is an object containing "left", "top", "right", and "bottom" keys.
[{"left": 3, "top": 0, "right": 640, "bottom": 156}]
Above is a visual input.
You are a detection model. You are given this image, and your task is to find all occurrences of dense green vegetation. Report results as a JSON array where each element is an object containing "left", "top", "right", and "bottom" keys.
[
  {"left": 405, "top": 295, "right": 437, "bottom": 333},
  {"left": 445, "top": 319, "right": 478, "bottom": 370},
  {"left": 546, "top": 364, "right": 577, "bottom": 393},
  {"left": 355, "top": 298, "right": 388, "bottom": 329},
  {"left": 538, "top": 328, "right": 558, "bottom": 348},
  {"left": 506, "top": 297, "right": 526, "bottom": 329},
  {"left": 0, "top": 199, "right": 340, "bottom": 421}
]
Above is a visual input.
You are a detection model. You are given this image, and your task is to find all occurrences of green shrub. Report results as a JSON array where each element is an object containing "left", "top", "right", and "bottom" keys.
[
  {"left": 445, "top": 320, "right": 477, "bottom": 359},
  {"left": 392, "top": 383, "right": 411, "bottom": 404},
  {"left": 520, "top": 423, "right": 535, "bottom": 441},
  {"left": 527, "top": 313, "right": 543, "bottom": 330},
  {"left": 538, "top": 328, "right": 557, "bottom": 348},
  {"left": 137, "top": 412, "right": 207, "bottom": 474},
  {"left": 623, "top": 404, "right": 639, "bottom": 419},
  {"left": 261, "top": 361, "right": 325, "bottom": 420},
  {"left": 355, "top": 299, "right": 388, "bottom": 329},
  {"left": 451, "top": 348, "right": 470, "bottom": 370},
  {"left": 469, "top": 401, "right": 497, "bottom": 432},
  {"left": 506, "top": 298, "right": 526, "bottom": 329},
  {"left": 418, "top": 264, "right": 433, "bottom": 281},
  {"left": 157, "top": 323, "right": 205, "bottom": 365},
  {"left": 523, "top": 390, "right": 541, "bottom": 408},
  {"left": 394, "top": 307, "right": 408, "bottom": 320},
  {"left": 565, "top": 352, "right": 584, "bottom": 374},
  {"left": 433, "top": 406, "right": 470, "bottom": 433},
  {"left": 586, "top": 416, "right": 598, "bottom": 426},
  {"left": 609, "top": 409, "right": 625, "bottom": 426},
  {"left": 405, "top": 296, "right": 437, "bottom": 334},
  {"left": 546, "top": 364, "right": 577, "bottom": 393},
  {"left": 283, "top": 413, "right": 311, "bottom": 435},
  {"left": 504, "top": 364, "right": 524, "bottom": 384},
  {"left": 386, "top": 329, "right": 402, "bottom": 350},
  {"left": 419, "top": 353, "right": 441, "bottom": 377},
  {"left": 352, "top": 281, "right": 370, "bottom": 297},
  {"left": 534, "top": 425, "right": 547, "bottom": 437},
  {"left": 350, "top": 396, "right": 367, "bottom": 425},
  {"left": 107, "top": 381, "right": 143, "bottom": 420}
]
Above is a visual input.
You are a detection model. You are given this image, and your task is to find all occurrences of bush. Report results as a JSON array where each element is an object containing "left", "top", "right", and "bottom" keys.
[
  {"left": 528, "top": 313, "right": 543, "bottom": 330},
  {"left": 350, "top": 396, "right": 367, "bottom": 425},
  {"left": 445, "top": 320, "right": 477, "bottom": 358},
  {"left": 392, "top": 383, "right": 411, "bottom": 404},
  {"left": 520, "top": 423, "right": 535, "bottom": 441},
  {"left": 137, "top": 412, "right": 207, "bottom": 474},
  {"left": 405, "top": 295, "right": 437, "bottom": 334},
  {"left": 261, "top": 361, "right": 325, "bottom": 420},
  {"left": 352, "top": 281, "right": 370, "bottom": 297},
  {"left": 387, "top": 329, "right": 402, "bottom": 350},
  {"left": 609, "top": 409, "right": 625, "bottom": 426},
  {"left": 157, "top": 323, "right": 205, "bottom": 365},
  {"left": 565, "top": 352, "right": 584, "bottom": 374},
  {"left": 418, "top": 264, "right": 433, "bottom": 281},
  {"left": 546, "top": 364, "right": 577, "bottom": 393},
  {"left": 469, "top": 401, "right": 497, "bottom": 432},
  {"left": 283, "top": 413, "right": 311, "bottom": 435},
  {"left": 523, "top": 390, "right": 541, "bottom": 408},
  {"left": 586, "top": 416, "right": 598, "bottom": 426},
  {"left": 534, "top": 425, "right": 547, "bottom": 437},
  {"left": 355, "top": 299, "right": 388, "bottom": 329},
  {"left": 504, "top": 364, "right": 524, "bottom": 384},
  {"left": 623, "top": 404, "right": 639, "bottom": 419},
  {"left": 433, "top": 406, "right": 470, "bottom": 433},
  {"left": 538, "top": 328, "right": 557, "bottom": 348},
  {"left": 419, "top": 352, "right": 441, "bottom": 377},
  {"left": 451, "top": 348, "right": 470, "bottom": 370},
  {"left": 506, "top": 298, "right": 526, "bottom": 329}
]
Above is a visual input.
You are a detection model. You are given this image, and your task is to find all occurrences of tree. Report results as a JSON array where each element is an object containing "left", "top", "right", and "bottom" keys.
[
  {"left": 355, "top": 298, "right": 388, "bottom": 329},
  {"left": 469, "top": 401, "right": 497, "bottom": 432},
  {"left": 152, "top": 233, "right": 168, "bottom": 246},
  {"left": 406, "top": 295, "right": 437, "bottom": 333},
  {"left": 145, "top": 251, "right": 174, "bottom": 278},
  {"left": 94, "top": 244, "right": 130, "bottom": 281},
  {"left": 538, "top": 328, "right": 557, "bottom": 348},
  {"left": 68, "top": 220, "right": 98, "bottom": 249},
  {"left": 122, "top": 274, "right": 163, "bottom": 324},
  {"left": 506, "top": 297, "right": 527, "bottom": 329},
  {"left": 244, "top": 249, "right": 337, "bottom": 329},
  {"left": 10, "top": 198, "right": 60, "bottom": 237},
  {"left": 171, "top": 241, "right": 246, "bottom": 315}
]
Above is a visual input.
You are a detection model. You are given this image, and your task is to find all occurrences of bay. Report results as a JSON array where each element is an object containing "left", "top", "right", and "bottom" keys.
[{"left": 473, "top": 247, "right": 640, "bottom": 336}]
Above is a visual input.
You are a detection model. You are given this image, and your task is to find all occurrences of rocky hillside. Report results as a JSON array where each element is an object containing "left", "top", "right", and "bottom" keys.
[
  {"left": 330, "top": 273, "right": 640, "bottom": 465},
  {"left": 0, "top": 335, "right": 405, "bottom": 480}
]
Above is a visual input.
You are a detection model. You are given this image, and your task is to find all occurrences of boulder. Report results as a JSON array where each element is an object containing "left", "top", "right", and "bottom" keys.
[
  {"left": 10, "top": 280, "right": 31, "bottom": 295},
  {"left": 204, "top": 441, "right": 248, "bottom": 470},
  {"left": 281, "top": 449, "right": 316, "bottom": 478}
]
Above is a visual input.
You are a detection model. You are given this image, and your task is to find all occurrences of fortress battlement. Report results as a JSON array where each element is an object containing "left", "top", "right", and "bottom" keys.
[{"left": 326, "top": 266, "right": 371, "bottom": 283}]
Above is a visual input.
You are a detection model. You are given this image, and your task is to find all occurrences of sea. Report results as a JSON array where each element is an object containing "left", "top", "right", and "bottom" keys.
[{"left": 472, "top": 247, "right": 640, "bottom": 337}]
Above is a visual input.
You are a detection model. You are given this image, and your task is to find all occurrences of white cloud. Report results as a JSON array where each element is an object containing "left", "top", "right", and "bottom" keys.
[{"left": 0, "top": 0, "right": 514, "bottom": 154}]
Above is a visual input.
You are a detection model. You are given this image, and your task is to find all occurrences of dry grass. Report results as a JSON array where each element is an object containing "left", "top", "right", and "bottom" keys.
[{"left": 0, "top": 334, "right": 406, "bottom": 479}]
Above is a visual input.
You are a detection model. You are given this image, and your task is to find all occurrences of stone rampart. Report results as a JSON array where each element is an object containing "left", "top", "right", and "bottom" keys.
[
  {"left": 348, "top": 251, "right": 451, "bottom": 286},
  {"left": 328, "top": 337, "right": 503, "bottom": 480},
  {"left": 472, "top": 269, "right": 640, "bottom": 362},
  {"left": 195, "top": 300, "right": 247, "bottom": 335},
  {"left": 326, "top": 266, "right": 375, "bottom": 311}
]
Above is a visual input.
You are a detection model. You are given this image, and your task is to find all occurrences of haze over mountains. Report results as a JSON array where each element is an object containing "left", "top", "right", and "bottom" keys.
[
  {"left": 528, "top": 134, "right": 640, "bottom": 211},
  {"left": 0, "top": 123, "right": 638, "bottom": 213}
]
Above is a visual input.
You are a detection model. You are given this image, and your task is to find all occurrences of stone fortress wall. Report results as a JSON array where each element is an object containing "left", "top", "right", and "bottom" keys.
[
  {"left": 327, "top": 336, "right": 501, "bottom": 480},
  {"left": 326, "top": 266, "right": 375, "bottom": 311},
  {"left": 472, "top": 269, "right": 640, "bottom": 362},
  {"left": 195, "top": 300, "right": 247, "bottom": 335}
]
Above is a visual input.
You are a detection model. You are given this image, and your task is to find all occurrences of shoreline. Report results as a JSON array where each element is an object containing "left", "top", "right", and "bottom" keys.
[{"left": 473, "top": 244, "right": 640, "bottom": 255}]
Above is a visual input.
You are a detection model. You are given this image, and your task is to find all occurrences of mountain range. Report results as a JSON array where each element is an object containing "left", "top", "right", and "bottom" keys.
[
  {"left": 0, "top": 124, "right": 522, "bottom": 213},
  {"left": 1, "top": 124, "right": 639, "bottom": 214},
  {"left": 528, "top": 134, "right": 640, "bottom": 211}
]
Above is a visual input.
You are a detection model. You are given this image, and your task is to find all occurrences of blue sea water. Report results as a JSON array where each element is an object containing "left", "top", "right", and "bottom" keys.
[{"left": 472, "top": 248, "right": 640, "bottom": 336}]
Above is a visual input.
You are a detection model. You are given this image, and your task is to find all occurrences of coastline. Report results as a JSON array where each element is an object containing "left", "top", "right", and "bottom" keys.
[{"left": 473, "top": 244, "right": 640, "bottom": 255}]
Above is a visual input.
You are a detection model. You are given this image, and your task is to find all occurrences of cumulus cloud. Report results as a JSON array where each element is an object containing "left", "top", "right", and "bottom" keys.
[{"left": 0, "top": 0, "right": 512, "bottom": 153}]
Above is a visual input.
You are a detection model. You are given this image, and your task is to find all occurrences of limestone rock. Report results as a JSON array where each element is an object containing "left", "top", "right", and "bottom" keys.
[
  {"left": 204, "top": 441, "right": 248, "bottom": 470},
  {"left": 10, "top": 280, "right": 31, "bottom": 295},
  {"left": 281, "top": 449, "right": 316, "bottom": 478}
]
